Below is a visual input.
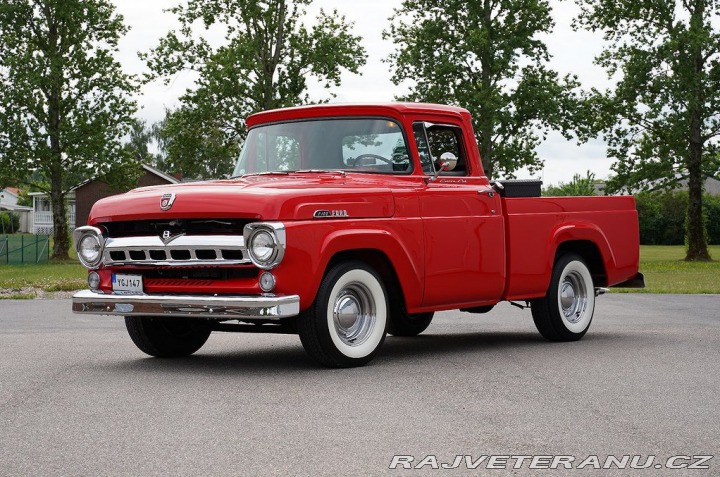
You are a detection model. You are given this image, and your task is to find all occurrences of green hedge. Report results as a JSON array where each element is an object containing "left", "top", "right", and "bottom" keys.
[
  {"left": 635, "top": 191, "right": 720, "bottom": 245},
  {"left": 0, "top": 212, "right": 20, "bottom": 234}
]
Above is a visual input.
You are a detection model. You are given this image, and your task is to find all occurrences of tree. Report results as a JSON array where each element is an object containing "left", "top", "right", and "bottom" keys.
[
  {"left": 125, "top": 118, "right": 156, "bottom": 165},
  {"left": 575, "top": 0, "right": 720, "bottom": 261},
  {"left": 544, "top": 171, "right": 598, "bottom": 196},
  {"left": 142, "top": 0, "right": 367, "bottom": 178},
  {"left": 0, "top": 0, "right": 137, "bottom": 259},
  {"left": 384, "top": 0, "right": 587, "bottom": 179},
  {"left": 151, "top": 107, "right": 238, "bottom": 180}
]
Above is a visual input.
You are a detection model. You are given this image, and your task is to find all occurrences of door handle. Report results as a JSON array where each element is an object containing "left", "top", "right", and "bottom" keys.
[{"left": 478, "top": 189, "right": 495, "bottom": 198}]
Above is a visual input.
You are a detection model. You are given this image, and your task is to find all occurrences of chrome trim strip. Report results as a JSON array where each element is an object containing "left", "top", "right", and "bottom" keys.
[
  {"left": 72, "top": 290, "right": 300, "bottom": 319},
  {"left": 105, "top": 235, "right": 245, "bottom": 249},
  {"left": 102, "top": 235, "right": 250, "bottom": 266}
]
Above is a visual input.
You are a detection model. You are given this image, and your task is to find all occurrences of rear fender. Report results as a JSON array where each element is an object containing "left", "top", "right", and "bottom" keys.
[{"left": 547, "top": 223, "right": 615, "bottom": 289}]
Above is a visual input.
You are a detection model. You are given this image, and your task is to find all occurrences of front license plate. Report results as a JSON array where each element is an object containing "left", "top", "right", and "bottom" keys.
[{"left": 112, "top": 274, "right": 143, "bottom": 294}]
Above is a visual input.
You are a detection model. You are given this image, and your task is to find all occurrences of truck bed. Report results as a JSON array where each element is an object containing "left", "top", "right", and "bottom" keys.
[{"left": 502, "top": 196, "right": 640, "bottom": 301}]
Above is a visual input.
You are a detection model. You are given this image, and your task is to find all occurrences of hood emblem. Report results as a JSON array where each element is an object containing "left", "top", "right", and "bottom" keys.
[
  {"left": 160, "top": 193, "right": 176, "bottom": 211},
  {"left": 313, "top": 209, "right": 349, "bottom": 219}
]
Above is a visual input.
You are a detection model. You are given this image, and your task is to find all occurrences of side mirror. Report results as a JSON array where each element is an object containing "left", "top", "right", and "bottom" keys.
[{"left": 439, "top": 152, "right": 458, "bottom": 172}]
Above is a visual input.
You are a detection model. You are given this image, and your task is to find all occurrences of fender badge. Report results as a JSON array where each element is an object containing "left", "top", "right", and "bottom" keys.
[
  {"left": 313, "top": 209, "right": 349, "bottom": 219},
  {"left": 160, "top": 193, "right": 176, "bottom": 211}
]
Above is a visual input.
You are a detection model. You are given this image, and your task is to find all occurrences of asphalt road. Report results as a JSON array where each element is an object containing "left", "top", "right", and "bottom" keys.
[{"left": 1, "top": 294, "right": 718, "bottom": 476}]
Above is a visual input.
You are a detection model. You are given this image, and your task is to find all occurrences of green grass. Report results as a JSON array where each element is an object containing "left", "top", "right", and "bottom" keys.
[
  {"left": 0, "top": 261, "right": 86, "bottom": 295},
  {"left": 615, "top": 245, "right": 720, "bottom": 294},
  {"left": 0, "top": 245, "right": 718, "bottom": 297}
]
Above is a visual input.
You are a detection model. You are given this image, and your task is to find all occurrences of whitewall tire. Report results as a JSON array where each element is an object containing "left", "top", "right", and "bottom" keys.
[
  {"left": 531, "top": 253, "right": 595, "bottom": 341},
  {"left": 298, "top": 261, "right": 388, "bottom": 367}
]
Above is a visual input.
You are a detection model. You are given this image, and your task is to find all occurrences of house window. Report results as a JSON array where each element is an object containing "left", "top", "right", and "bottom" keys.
[{"left": 35, "top": 198, "right": 51, "bottom": 212}]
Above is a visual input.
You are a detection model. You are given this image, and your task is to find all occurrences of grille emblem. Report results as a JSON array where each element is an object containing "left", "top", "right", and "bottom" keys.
[
  {"left": 160, "top": 193, "right": 176, "bottom": 211},
  {"left": 160, "top": 230, "right": 185, "bottom": 245}
]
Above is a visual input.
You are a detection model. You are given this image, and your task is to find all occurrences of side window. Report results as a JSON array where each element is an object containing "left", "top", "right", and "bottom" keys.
[
  {"left": 413, "top": 122, "right": 468, "bottom": 175},
  {"left": 426, "top": 126, "right": 467, "bottom": 174}
]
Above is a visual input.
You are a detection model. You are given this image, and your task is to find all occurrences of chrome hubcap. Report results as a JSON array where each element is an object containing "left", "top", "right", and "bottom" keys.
[
  {"left": 560, "top": 271, "right": 588, "bottom": 324},
  {"left": 333, "top": 282, "right": 376, "bottom": 346}
]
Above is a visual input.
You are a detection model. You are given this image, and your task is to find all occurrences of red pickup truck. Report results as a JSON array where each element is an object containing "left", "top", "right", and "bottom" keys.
[{"left": 72, "top": 103, "right": 644, "bottom": 367}]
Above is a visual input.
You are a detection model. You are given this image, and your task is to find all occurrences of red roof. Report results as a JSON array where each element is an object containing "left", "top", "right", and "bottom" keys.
[{"left": 246, "top": 102, "right": 471, "bottom": 128}]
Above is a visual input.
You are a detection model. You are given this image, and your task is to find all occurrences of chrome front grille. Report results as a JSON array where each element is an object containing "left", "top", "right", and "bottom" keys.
[{"left": 102, "top": 235, "right": 249, "bottom": 266}]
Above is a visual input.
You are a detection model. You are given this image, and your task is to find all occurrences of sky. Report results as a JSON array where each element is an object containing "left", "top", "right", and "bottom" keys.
[{"left": 112, "top": 0, "right": 614, "bottom": 186}]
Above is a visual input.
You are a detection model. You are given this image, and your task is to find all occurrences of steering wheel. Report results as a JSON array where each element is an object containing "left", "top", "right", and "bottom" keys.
[{"left": 351, "top": 154, "right": 394, "bottom": 167}]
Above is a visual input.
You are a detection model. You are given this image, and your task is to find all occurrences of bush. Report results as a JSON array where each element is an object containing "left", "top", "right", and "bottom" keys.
[
  {"left": 0, "top": 212, "right": 20, "bottom": 234},
  {"left": 705, "top": 194, "right": 720, "bottom": 245},
  {"left": 544, "top": 171, "right": 598, "bottom": 196},
  {"left": 635, "top": 191, "right": 720, "bottom": 245}
]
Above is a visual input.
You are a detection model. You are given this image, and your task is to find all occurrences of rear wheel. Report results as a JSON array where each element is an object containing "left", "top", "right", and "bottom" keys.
[
  {"left": 298, "top": 261, "right": 388, "bottom": 367},
  {"left": 531, "top": 253, "right": 595, "bottom": 341},
  {"left": 125, "top": 316, "right": 211, "bottom": 357}
]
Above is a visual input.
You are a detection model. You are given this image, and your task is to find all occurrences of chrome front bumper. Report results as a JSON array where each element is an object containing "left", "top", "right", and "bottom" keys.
[{"left": 72, "top": 290, "right": 300, "bottom": 320}]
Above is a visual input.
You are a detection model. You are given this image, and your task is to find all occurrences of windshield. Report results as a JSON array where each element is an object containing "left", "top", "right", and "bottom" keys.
[{"left": 232, "top": 118, "right": 411, "bottom": 176}]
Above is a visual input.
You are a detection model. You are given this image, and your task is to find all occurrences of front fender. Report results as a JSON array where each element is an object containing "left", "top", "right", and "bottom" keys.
[{"left": 274, "top": 220, "right": 424, "bottom": 311}]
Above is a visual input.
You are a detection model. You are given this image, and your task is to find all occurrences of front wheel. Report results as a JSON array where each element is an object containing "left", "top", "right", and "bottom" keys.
[
  {"left": 125, "top": 316, "right": 211, "bottom": 357},
  {"left": 298, "top": 261, "right": 388, "bottom": 367},
  {"left": 531, "top": 253, "right": 595, "bottom": 341},
  {"left": 387, "top": 306, "right": 434, "bottom": 337}
]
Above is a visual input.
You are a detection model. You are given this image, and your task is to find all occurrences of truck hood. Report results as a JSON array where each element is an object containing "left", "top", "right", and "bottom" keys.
[{"left": 89, "top": 173, "right": 396, "bottom": 223}]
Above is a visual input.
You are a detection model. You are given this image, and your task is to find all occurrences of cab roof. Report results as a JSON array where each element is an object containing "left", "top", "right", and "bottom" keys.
[{"left": 245, "top": 103, "right": 471, "bottom": 128}]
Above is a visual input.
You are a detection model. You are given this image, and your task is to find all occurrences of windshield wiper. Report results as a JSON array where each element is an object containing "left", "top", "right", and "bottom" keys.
[
  {"left": 293, "top": 169, "right": 347, "bottom": 176},
  {"left": 231, "top": 169, "right": 350, "bottom": 179},
  {"left": 232, "top": 171, "right": 292, "bottom": 179}
]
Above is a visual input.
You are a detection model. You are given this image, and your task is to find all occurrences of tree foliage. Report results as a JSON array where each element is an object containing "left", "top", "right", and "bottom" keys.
[
  {"left": 0, "top": 0, "right": 137, "bottom": 259},
  {"left": 385, "top": 0, "right": 587, "bottom": 179},
  {"left": 543, "top": 171, "right": 598, "bottom": 196},
  {"left": 150, "top": 106, "right": 237, "bottom": 180},
  {"left": 124, "top": 118, "right": 156, "bottom": 165},
  {"left": 143, "top": 0, "right": 367, "bottom": 179},
  {"left": 575, "top": 0, "right": 720, "bottom": 260}
]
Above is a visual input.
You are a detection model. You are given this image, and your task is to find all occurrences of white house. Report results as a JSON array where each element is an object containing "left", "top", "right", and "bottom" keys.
[
  {"left": 27, "top": 191, "right": 76, "bottom": 235},
  {"left": 0, "top": 187, "right": 32, "bottom": 233},
  {"left": 0, "top": 187, "right": 20, "bottom": 206}
]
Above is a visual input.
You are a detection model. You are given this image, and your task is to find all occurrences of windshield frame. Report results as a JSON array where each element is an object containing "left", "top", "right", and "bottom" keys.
[{"left": 232, "top": 116, "right": 414, "bottom": 178}]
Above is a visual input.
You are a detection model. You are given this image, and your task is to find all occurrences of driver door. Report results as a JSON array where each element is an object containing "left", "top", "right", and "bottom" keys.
[{"left": 414, "top": 122, "right": 506, "bottom": 307}]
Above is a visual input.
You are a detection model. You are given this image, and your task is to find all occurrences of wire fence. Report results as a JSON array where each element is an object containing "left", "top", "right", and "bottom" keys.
[{"left": 0, "top": 235, "right": 51, "bottom": 264}]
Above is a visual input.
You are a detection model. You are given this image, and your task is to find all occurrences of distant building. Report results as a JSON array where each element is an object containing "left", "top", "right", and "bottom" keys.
[
  {"left": 0, "top": 187, "right": 32, "bottom": 233},
  {"left": 702, "top": 177, "right": 720, "bottom": 195},
  {"left": 0, "top": 187, "right": 20, "bottom": 206},
  {"left": 29, "top": 164, "right": 179, "bottom": 234},
  {"left": 593, "top": 176, "right": 720, "bottom": 196}
]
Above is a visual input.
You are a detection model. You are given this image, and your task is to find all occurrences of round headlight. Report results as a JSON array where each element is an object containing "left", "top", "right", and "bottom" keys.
[
  {"left": 78, "top": 233, "right": 102, "bottom": 267},
  {"left": 243, "top": 222, "right": 285, "bottom": 270},
  {"left": 250, "top": 230, "right": 276, "bottom": 263}
]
